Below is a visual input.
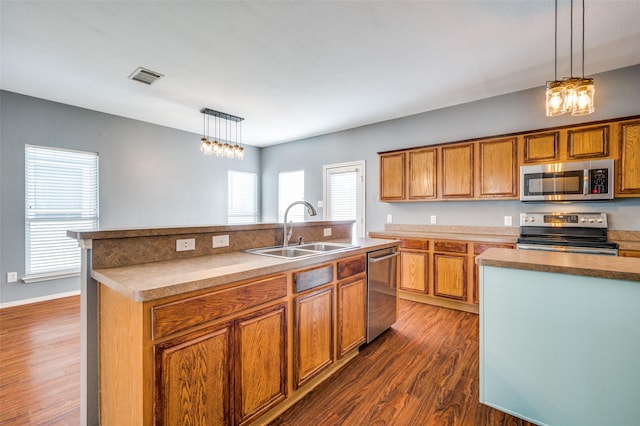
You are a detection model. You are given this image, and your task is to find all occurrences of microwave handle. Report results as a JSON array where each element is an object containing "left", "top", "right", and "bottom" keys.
[{"left": 583, "top": 169, "right": 589, "bottom": 195}]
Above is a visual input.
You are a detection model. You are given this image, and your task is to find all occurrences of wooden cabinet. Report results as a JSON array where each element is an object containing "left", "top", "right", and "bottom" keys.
[
  {"left": 336, "top": 255, "right": 367, "bottom": 358},
  {"left": 619, "top": 250, "right": 640, "bottom": 258},
  {"left": 399, "top": 250, "right": 428, "bottom": 294},
  {"left": 478, "top": 137, "right": 517, "bottom": 198},
  {"left": 523, "top": 132, "right": 559, "bottom": 163},
  {"left": 523, "top": 124, "right": 611, "bottom": 163},
  {"left": 380, "top": 152, "right": 405, "bottom": 200},
  {"left": 408, "top": 147, "right": 437, "bottom": 200},
  {"left": 441, "top": 143, "right": 474, "bottom": 198},
  {"left": 337, "top": 276, "right": 366, "bottom": 357},
  {"left": 617, "top": 120, "right": 640, "bottom": 196},
  {"left": 236, "top": 305, "right": 288, "bottom": 425},
  {"left": 432, "top": 241, "right": 468, "bottom": 301},
  {"left": 567, "top": 125, "right": 609, "bottom": 159},
  {"left": 154, "top": 303, "right": 287, "bottom": 426},
  {"left": 293, "top": 286, "right": 334, "bottom": 389},
  {"left": 154, "top": 323, "right": 233, "bottom": 426}
]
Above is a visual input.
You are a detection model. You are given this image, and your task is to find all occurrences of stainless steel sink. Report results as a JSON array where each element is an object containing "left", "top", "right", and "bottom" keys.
[{"left": 245, "top": 242, "right": 359, "bottom": 259}]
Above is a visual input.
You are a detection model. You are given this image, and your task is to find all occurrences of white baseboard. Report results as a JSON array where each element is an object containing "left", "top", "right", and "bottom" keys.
[{"left": 0, "top": 290, "right": 81, "bottom": 309}]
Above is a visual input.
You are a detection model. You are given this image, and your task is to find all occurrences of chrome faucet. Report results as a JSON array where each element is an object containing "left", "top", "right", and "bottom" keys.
[{"left": 283, "top": 201, "right": 317, "bottom": 247}]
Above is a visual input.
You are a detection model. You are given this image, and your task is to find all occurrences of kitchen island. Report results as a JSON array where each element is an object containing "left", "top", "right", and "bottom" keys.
[
  {"left": 476, "top": 249, "right": 640, "bottom": 426},
  {"left": 68, "top": 222, "right": 398, "bottom": 426}
]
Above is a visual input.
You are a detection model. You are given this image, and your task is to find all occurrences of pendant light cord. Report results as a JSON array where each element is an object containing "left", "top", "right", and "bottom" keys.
[
  {"left": 554, "top": 0, "right": 558, "bottom": 81},
  {"left": 570, "top": 0, "right": 574, "bottom": 78},
  {"left": 581, "top": 0, "right": 585, "bottom": 77}
]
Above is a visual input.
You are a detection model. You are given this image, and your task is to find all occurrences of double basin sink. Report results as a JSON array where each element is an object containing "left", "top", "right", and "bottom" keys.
[{"left": 245, "top": 242, "right": 359, "bottom": 259}]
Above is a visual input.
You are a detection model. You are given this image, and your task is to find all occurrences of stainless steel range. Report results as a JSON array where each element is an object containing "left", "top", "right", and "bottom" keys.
[{"left": 517, "top": 212, "right": 619, "bottom": 256}]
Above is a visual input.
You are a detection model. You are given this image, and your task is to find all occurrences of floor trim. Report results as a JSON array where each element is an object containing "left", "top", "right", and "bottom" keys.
[{"left": 0, "top": 290, "right": 81, "bottom": 309}]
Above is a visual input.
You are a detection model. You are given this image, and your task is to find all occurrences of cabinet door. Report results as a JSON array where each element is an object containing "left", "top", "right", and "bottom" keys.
[
  {"left": 154, "top": 323, "right": 233, "bottom": 426},
  {"left": 380, "top": 152, "right": 406, "bottom": 200},
  {"left": 236, "top": 304, "right": 287, "bottom": 425},
  {"left": 337, "top": 276, "right": 366, "bottom": 358},
  {"left": 441, "top": 143, "right": 474, "bottom": 198},
  {"left": 478, "top": 138, "right": 517, "bottom": 198},
  {"left": 294, "top": 287, "right": 334, "bottom": 389},
  {"left": 567, "top": 125, "right": 609, "bottom": 159},
  {"left": 399, "top": 250, "right": 428, "bottom": 294},
  {"left": 617, "top": 120, "right": 640, "bottom": 195},
  {"left": 433, "top": 254, "right": 467, "bottom": 300},
  {"left": 408, "top": 148, "right": 437, "bottom": 200},
  {"left": 523, "top": 132, "right": 559, "bottom": 163}
]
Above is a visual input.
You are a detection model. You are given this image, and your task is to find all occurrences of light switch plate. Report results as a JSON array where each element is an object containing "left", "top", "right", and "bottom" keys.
[
  {"left": 386, "top": 214, "right": 393, "bottom": 223},
  {"left": 430, "top": 215, "right": 437, "bottom": 224},
  {"left": 7, "top": 272, "right": 17, "bottom": 283},
  {"left": 317, "top": 200, "right": 324, "bottom": 208},
  {"left": 504, "top": 216, "right": 513, "bottom": 227},
  {"left": 212, "top": 235, "right": 229, "bottom": 248},
  {"left": 323, "top": 228, "right": 332, "bottom": 237}
]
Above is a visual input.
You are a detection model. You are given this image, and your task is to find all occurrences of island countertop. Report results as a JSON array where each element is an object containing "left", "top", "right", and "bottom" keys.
[
  {"left": 92, "top": 237, "right": 398, "bottom": 302},
  {"left": 476, "top": 248, "right": 640, "bottom": 282}
]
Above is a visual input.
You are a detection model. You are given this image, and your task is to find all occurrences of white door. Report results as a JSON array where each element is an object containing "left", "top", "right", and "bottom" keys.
[{"left": 323, "top": 161, "right": 365, "bottom": 238}]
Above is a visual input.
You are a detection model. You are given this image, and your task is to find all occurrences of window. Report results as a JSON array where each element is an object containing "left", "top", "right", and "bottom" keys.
[
  {"left": 25, "top": 145, "right": 98, "bottom": 281},
  {"left": 227, "top": 171, "right": 258, "bottom": 224},
  {"left": 323, "top": 161, "right": 365, "bottom": 238},
  {"left": 278, "top": 170, "right": 305, "bottom": 222}
]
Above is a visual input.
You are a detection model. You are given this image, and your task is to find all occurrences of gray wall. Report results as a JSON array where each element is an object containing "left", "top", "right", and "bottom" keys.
[
  {"left": 0, "top": 91, "right": 261, "bottom": 303},
  {"left": 261, "top": 64, "right": 640, "bottom": 232}
]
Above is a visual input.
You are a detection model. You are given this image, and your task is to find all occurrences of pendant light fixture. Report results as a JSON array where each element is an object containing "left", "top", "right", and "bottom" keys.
[
  {"left": 545, "top": 0, "right": 595, "bottom": 117},
  {"left": 199, "top": 108, "right": 245, "bottom": 159}
]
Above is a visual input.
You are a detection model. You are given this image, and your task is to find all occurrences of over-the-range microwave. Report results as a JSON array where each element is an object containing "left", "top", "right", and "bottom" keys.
[{"left": 520, "top": 159, "right": 614, "bottom": 202}]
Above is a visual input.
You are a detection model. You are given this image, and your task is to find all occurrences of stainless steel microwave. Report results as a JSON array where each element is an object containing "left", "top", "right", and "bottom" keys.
[{"left": 520, "top": 159, "right": 614, "bottom": 202}]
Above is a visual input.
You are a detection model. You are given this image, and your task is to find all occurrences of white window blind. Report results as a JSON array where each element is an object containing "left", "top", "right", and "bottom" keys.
[
  {"left": 25, "top": 145, "right": 98, "bottom": 280},
  {"left": 278, "top": 170, "right": 305, "bottom": 222},
  {"left": 228, "top": 171, "right": 258, "bottom": 224},
  {"left": 324, "top": 161, "right": 365, "bottom": 238}
]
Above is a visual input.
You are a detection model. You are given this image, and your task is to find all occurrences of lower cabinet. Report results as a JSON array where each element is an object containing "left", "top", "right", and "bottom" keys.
[
  {"left": 154, "top": 303, "right": 287, "bottom": 426},
  {"left": 337, "top": 275, "right": 366, "bottom": 357},
  {"left": 433, "top": 253, "right": 467, "bottom": 300},
  {"left": 399, "top": 250, "right": 429, "bottom": 293},
  {"left": 293, "top": 286, "right": 334, "bottom": 389}
]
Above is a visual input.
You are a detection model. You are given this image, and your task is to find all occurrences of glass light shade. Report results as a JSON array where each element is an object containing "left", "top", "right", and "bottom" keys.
[
  {"left": 562, "top": 77, "right": 580, "bottom": 113},
  {"left": 200, "top": 138, "right": 213, "bottom": 156},
  {"left": 571, "top": 78, "right": 595, "bottom": 116},
  {"left": 545, "top": 81, "right": 566, "bottom": 116}
]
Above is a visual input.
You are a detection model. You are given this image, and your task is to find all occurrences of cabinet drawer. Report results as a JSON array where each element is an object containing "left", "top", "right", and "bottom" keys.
[
  {"left": 473, "top": 243, "right": 515, "bottom": 255},
  {"left": 337, "top": 255, "right": 366, "bottom": 280},
  {"left": 400, "top": 238, "right": 429, "bottom": 250},
  {"left": 152, "top": 275, "right": 287, "bottom": 340},
  {"left": 433, "top": 240, "right": 467, "bottom": 253},
  {"left": 294, "top": 264, "right": 334, "bottom": 293}
]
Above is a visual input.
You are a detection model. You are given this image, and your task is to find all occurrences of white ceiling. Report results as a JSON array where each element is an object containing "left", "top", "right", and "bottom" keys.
[{"left": 2, "top": 1, "right": 639, "bottom": 147}]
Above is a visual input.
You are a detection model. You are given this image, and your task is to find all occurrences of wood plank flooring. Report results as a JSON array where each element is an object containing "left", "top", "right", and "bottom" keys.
[
  {"left": 270, "top": 300, "right": 534, "bottom": 426},
  {"left": 0, "top": 296, "right": 80, "bottom": 425},
  {"left": 0, "top": 296, "right": 533, "bottom": 425}
]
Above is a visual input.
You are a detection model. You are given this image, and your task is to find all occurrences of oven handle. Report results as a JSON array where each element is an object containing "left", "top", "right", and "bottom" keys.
[{"left": 517, "top": 243, "right": 618, "bottom": 256}]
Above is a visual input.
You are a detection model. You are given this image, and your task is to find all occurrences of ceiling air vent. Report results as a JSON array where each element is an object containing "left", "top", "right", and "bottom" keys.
[{"left": 128, "top": 67, "right": 164, "bottom": 85}]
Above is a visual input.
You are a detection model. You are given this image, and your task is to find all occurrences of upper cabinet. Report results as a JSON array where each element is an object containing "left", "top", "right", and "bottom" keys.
[
  {"left": 617, "top": 120, "right": 640, "bottom": 196},
  {"left": 379, "top": 115, "right": 640, "bottom": 202}
]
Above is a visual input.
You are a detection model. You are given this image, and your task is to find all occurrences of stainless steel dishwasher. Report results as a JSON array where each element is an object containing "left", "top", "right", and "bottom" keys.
[{"left": 366, "top": 247, "right": 399, "bottom": 343}]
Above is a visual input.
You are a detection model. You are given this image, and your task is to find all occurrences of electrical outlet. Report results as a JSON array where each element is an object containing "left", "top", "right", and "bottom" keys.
[
  {"left": 504, "top": 216, "right": 513, "bottom": 227},
  {"left": 430, "top": 215, "right": 437, "bottom": 224},
  {"left": 212, "top": 235, "right": 229, "bottom": 248},
  {"left": 386, "top": 214, "right": 393, "bottom": 223},
  {"left": 7, "top": 272, "right": 17, "bottom": 283},
  {"left": 176, "top": 238, "right": 195, "bottom": 251},
  {"left": 317, "top": 200, "right": 324, "bottom": 208},
  {"left": 323, "top": 228, "right": 332, "bottom": 237}
]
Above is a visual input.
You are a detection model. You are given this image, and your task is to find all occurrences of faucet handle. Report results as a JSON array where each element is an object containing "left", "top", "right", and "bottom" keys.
[{"left": 297, "top": 236, "right": 304, "bottom": 245}]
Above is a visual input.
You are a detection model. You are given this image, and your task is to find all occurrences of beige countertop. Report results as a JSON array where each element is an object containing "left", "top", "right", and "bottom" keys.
[
  {"left": 476, "top": 248, "right": 640, "bottom": 282},
  {"left": 92, "top": 237, "right": 398, "bottom": 302},
  {"left": 369, "top": 224, "right": 519, "bottom": 244}
]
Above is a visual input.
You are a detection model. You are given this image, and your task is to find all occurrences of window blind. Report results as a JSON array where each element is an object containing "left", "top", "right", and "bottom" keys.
[
  {"left": 227, "top": 171, "right": 258, "bottom": 224},
  {"left": 278, "top": 170, "right": 305, "bottom": 222},
  {"left": 25, "top": 145, "right": 98, "bottom": 279}
]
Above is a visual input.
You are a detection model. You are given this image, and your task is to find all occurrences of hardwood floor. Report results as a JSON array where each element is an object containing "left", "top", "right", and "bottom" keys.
[
  {"left": 0, "top": 296, "right": 80, "bottom": 425},
  {"left": 270, "top": 300, "right": 534, "bottom": 426},
  {"left": 0, "top": 296, "right": 532, "bottom": 425}
]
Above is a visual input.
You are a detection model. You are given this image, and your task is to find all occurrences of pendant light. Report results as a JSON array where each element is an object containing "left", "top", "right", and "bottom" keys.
[
  {"left": 545, "top": 0, "right": 595, "bottom": 117},
  {"left": 199, "top": 108, "right": 245, "bottom": 159}
]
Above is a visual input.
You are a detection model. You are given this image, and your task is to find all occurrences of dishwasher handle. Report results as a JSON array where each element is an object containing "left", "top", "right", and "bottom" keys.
[{"left": 368, "top": 252, "right": 400, "bottom": 263}]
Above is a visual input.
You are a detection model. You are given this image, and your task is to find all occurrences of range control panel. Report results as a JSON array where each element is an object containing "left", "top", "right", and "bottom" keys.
[{"left": 520, "top": 212, "right": 608, "bottom": 228}]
